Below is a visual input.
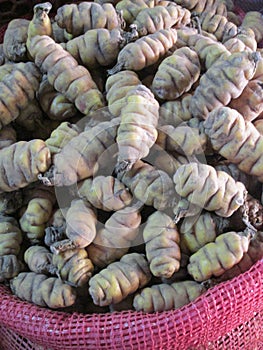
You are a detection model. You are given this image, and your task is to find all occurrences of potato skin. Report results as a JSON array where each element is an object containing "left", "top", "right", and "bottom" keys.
[
  {"left": 172, "top": 0, "right": 228, "bottom": 16},
  {"left": 189, "top": 51, "right": 260, "bottom": 120},
  {"left": 3, "top": 19, "right": 29, "bottom": 62},
  {"left": 19, "top": 195, "right": 55, "bottom": 244},
  {"left": 116, "top": 84, "right": 159, "bottom": 172},
  {"left": 77, "top": 175, "right": 132, "bottom": 212},
  {"left": 51, "top": 248, "right": 94, "bottom": 287},
  {"left": 63, "top": 28, "right": 125, "bottom": 69},
  {"left": 116, "top": 0, "right": 155, "bottom": 25},
  {"left": 38, "top": 78, "right": 78, "bottom": 122},
  {"left": 187, "top": 231, "right": 250, "bottom": 281},
  {"left": 199, "top": 11, "right": 237, "bottom": 42},
  {"left": 0, "top": 62, "right": 42, "bottom": 129},
  {"left": 185, "top": 33, "right": 230, "bottom": 70},
  {"left": 48, "top": 118, "right": 120, "bottom": 187},
  {"left": 152, "top": 47, "right": 201, "bottom": 100},
  {"left": 55, "top": 2, "right": 122, "bottom": 37},
  {"left": 156, "top": 119, "right": 207, "bottom": 157},
  {"left": 228, "top": 79, "right": 263, "bottom": 122},
  {"left": 215, "top": 231, "right": 263, "bottom": 281},
  {"left": 143, "top": 211, "right": 181, "bottom": 278},
  {"left": 64, "top": 199, "right": 97, "bottom": 246},
  {"left": 0, "top": 216, "right": 22, "bottom": 256},
  {"left": 241, "top": 11, "right": 263, "bottom": 43},
  {"left": 0, "top": 255, "right": 22, "bottom": 282},
  {"left": 133, "top": 3, "right": 191, "bottom": 36},
  {"left": 45, "top": 121, "right": 80, "bottom": 154},
  {"left": 0, "top": 139, "right": 51, "bottom": 193},
  {"left": 89, "top": 253, "right": 151, "bottom": 306},
  {"left": 173, "top": 163, "right": 247, "bottom": 217},
  {"left": 87, "top": 206, "right": 141, "bottom": 267},
  {"left": 133, "top": 280, "right": 206, "bottom": 313},
  {"left": 179, "top": 212, "right": 219, "bottom": 254},
  {"left": 27, "top": 35, "right": 105, "bottom": 115},
  {"left": 10, "top": 272, "right": 77, "bottom": 309},
  {"left": 203, "top": 106, "right": 263, "bottom": 182},
  {"left": 108, "top": 28, "right": 178, "bottom": 73},
  {"left": 50, "top": 199, "right": 97, "bottom": 253},
  {"left": 118, "top": 160, "right": 176, "bottom": 210},
  {"left": 105, "top": 70, "right": 141, "bottom": 116},
  {"left": 24, "top": 246, "right": 53, "bottom": 274}
]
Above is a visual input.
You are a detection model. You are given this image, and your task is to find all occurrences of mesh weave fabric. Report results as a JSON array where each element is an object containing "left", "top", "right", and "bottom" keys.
[
  {"left": 0, "top": 1, "right": 263, "bottom": 349},
  {"left": 0, "top": 326, "right": 53, "bottom": 350},
  {"left": 0, "top": 260, "right": 262, "bottom": 350},
  {"left": 2, "top": 316, "right": 262, "bottom": 350},
  {"left": 234, "top": 0, "right": 263, "bottom": 12},
  {"left": 0, "top": 22, "right": 8, "bottom": 42}
]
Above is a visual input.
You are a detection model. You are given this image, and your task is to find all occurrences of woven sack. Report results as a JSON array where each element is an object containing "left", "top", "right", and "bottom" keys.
[
  {"left": 0, "top": 1, "right": 263, "bottom": 349},
  {"left": 234, "top": 0, "right": 263, "bottom": 13},
  {"left": 0, "top": 260, "right": 262, "bottom": 350}
]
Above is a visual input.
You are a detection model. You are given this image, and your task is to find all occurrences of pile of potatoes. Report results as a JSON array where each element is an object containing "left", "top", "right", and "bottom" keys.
[{"left": 0, "top": 0, "right": 263, "bottom": 314}]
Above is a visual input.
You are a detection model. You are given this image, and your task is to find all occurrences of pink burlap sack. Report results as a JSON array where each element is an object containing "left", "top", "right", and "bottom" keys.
[
  {"left": 0, "top": 1, "right": 262, "bottom": 349},
  {"left": 0, "top": 260, "right": 262, "bottom": 350}
]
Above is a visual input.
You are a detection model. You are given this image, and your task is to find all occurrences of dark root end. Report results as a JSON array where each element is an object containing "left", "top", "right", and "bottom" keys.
[{"left": 38, "top": 165, "right": 55, "bottom": 186}]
